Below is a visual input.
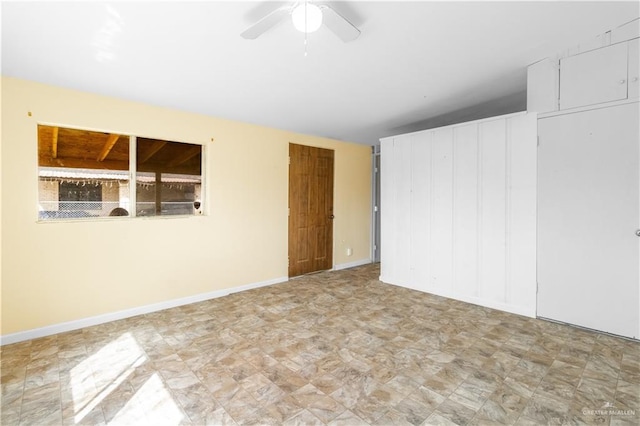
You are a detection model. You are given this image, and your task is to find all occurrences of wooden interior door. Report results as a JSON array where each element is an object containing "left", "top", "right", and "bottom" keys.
[{"left": 289, "top": 144, "right": 334, "bottom": 277}]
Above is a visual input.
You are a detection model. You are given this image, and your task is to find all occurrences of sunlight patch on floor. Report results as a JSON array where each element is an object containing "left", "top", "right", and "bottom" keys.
[
  {"left": 70, "top": 332, "right": 146, "bottom": 423},
  {"left": 109, "top": 373, "right": 184, "bottom": 425}
]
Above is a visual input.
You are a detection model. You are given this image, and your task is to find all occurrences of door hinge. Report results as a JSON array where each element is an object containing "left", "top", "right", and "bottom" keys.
[{"left": 537, "top": 136, "right": 540, "bottom": 147}]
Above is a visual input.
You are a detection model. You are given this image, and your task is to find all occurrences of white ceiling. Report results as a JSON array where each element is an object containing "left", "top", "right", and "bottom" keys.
[{"left": 2, "top": 1, "right": 638, "bottom": 145}]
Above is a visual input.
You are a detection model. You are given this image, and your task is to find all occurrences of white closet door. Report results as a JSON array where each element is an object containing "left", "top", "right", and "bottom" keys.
[
  {"left": 394, "top": 137, "right": 413, "bottom": 286},
  {"left": 506, "top": 115, "right": 537, "bottom": 310},
  {"left": 479, "top": 119, "right": 507, "bottom": 302},
  {"left": 411, "top": 133, "right": 431, "bottom": 290},
  {"left": 430, "top": 128, "right": 454, "bottom": 291},
  {"left": 380, "top": 137, "right": 412, "bottom": 286},
  {"left": 537, "top": 102, "right": 640, "bottom": 339},
  {"left": 453, "top": 123, "right": 479, "bottom": 297}
]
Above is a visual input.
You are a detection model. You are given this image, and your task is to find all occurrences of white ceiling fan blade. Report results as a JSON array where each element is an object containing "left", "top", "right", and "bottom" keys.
[
  {"left": 321, "top": 5, "right": 360, "bottom": 42},
  {"left": 241, "top": 5, "right": 291, "bottom": 40}
]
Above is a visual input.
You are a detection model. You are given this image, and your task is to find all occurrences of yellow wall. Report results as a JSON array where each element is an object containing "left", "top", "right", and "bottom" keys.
[{"left": 0, "top": 76, "right": 372, "bottom": 336}]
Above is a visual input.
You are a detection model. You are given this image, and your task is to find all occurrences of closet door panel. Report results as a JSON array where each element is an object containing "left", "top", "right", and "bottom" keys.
[
  {"left": 410, "top": 133, "right": 431, "bottom": 290},
  {"left": 506, "top": 115, "right": 537, "bottom": 312},
  {"left": 394, "top": 136, "right": 413, "bottom": 286},
  {"left": 479, "top": 120, "right": 507, "bottom": 302},
  {"left": 452, "top": 123, "right": 479, "bottom": 297},
  {"left": 430, "top": 128, "right": 454, "bottom": 291}
]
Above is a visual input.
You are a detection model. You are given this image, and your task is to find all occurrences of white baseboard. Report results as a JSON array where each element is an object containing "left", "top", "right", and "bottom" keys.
[
  {"left": 0, "top": 276, "right": 288, "bottom": 346},
  {"left": 379, "top": 278, "right": 536, "bottom": 319},
  {"left": 333, "top": 258, "right": 372, "bottom": 271},
  {"left": 453, "top": 292, "right": 536, "bottom": 318}
]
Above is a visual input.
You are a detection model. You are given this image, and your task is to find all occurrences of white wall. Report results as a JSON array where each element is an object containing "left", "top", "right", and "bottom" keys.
[{"left": 380, "top": 112, "right": 537, "bottom": 317}]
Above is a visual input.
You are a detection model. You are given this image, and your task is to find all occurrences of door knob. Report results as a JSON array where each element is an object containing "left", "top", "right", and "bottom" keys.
[
  {"left": 329, "top": 215, "right": 335, "bottom": 220},
  {"left": 636, "top": 229, "right": 640, "bottom": 237}
]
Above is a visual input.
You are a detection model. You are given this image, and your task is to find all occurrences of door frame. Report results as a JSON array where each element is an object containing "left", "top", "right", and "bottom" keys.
[{"left": 371, "top": 144, "right": 381, "bottom": 263}]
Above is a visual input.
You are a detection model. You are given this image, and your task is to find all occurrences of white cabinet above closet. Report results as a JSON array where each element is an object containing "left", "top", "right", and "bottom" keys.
[
  {"left": 559, "top": 42, "right": 629, "bottom": 109},
  {"left": 528, "top": 27, "right": 639, "bottom": 113}
]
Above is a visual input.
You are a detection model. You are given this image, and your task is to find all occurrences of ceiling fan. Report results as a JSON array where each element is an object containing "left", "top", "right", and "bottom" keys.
[{"left": 241, "top": 1, "right": 360, "bottom": 43}]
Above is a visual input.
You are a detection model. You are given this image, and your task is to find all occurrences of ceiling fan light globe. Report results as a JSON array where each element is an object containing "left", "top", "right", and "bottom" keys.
[{"left": 292, "top": 3, "right": 323, "bottom": 33}]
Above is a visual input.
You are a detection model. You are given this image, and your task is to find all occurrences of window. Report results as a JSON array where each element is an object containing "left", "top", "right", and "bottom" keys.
[
  {"left": 135, "top": 138, "right": 202, "bottom": 217},
  {"left": 38, "top": 125, "right": 203, "bottom": 221}
]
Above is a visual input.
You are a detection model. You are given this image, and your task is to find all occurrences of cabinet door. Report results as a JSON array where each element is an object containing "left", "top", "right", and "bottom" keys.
[
  {"left": 559, "top": 42, "right": 628, "bottom": 109},
  {"left": 537, "top": 102, "right": 640, "bottom": 339},
  {"left": 629, "top": 38, "right": 639, "bottom": 99}
]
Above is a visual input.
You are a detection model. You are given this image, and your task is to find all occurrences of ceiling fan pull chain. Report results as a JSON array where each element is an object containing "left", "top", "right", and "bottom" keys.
[
  {"left": 304, "top": 29, "right": 309, "bottom": 56},
  {"left": 304, "top": 1, "right": 309, "bottom": 56}
]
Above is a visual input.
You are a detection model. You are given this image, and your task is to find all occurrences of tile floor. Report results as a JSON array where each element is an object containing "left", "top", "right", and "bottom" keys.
[{"left": 1, "top": 264, "right": 639, "bottom": 425}]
